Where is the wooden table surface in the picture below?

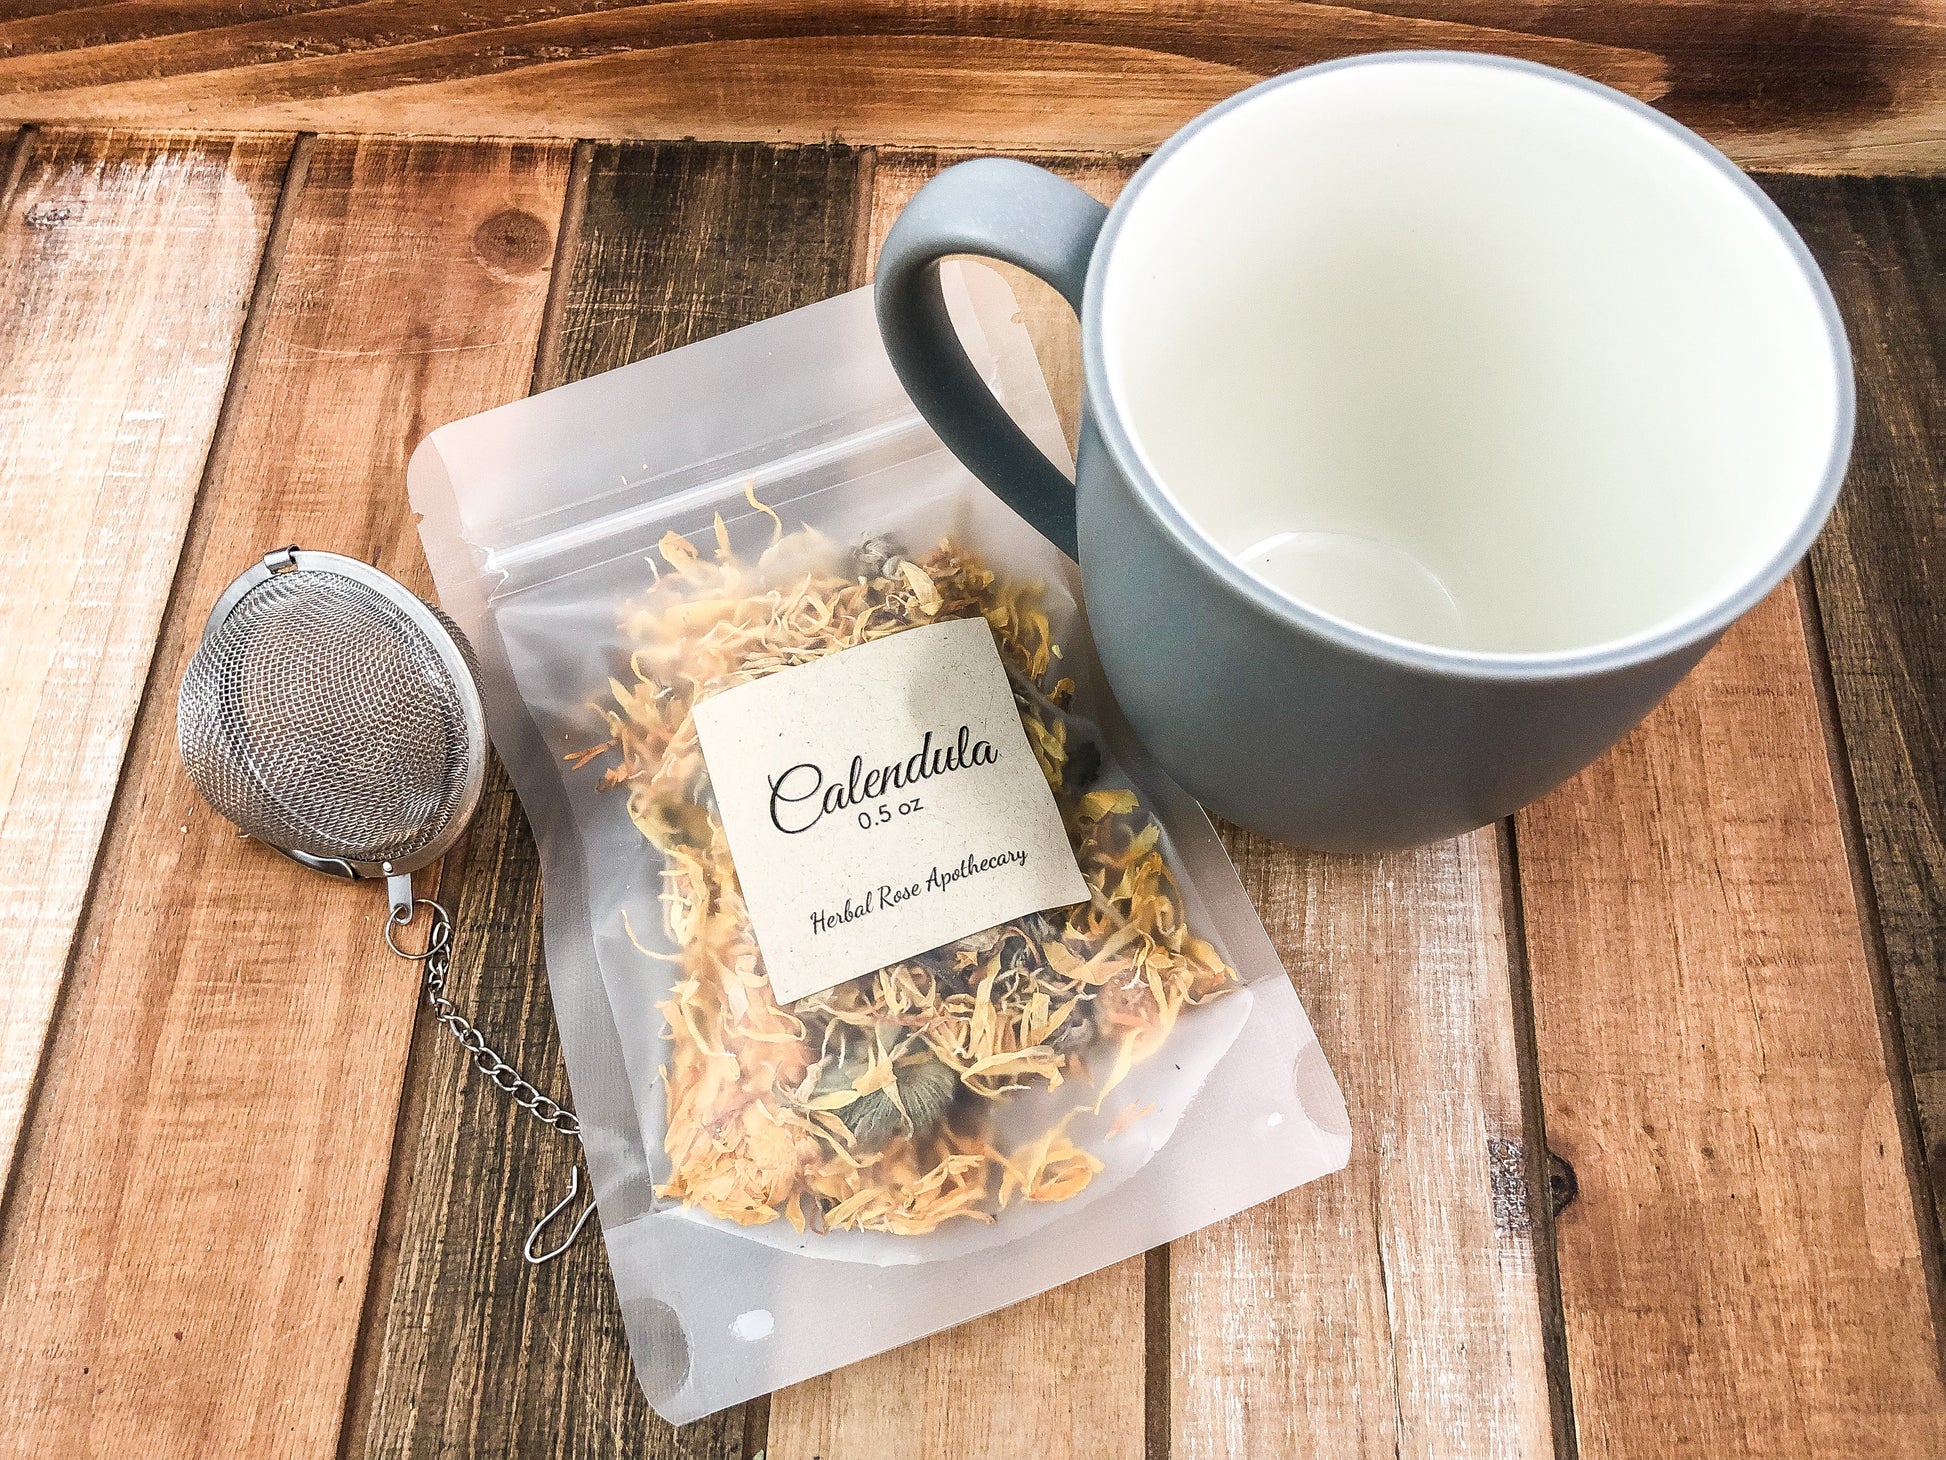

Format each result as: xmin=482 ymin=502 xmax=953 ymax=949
xmin=1 ymin=9 xmax=1944 ymax=1459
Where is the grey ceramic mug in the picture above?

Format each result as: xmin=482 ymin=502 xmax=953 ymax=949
xmin=875 ymin=52 xmax=1852 ymax=852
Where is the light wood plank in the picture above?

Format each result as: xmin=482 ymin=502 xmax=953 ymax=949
xmin=0 ymin=3 xmax=1941 ymax=171
xmin=0 ymin=136 xmax=570 ymax=1459
xmin=344 ymin=139 xmax=869 ymax=1460
xmin=764 ymin=147 xmax=1152 ymax=1460
xmin=1171 ymin=830 xmax=1559 ymax=1459
xmin=770 ymin=1264 xmax=1148 ymax=1460
xmin=1768 ymin=175 xmax=1946 ymax=1270
xmin=0 ymin=127 xmax=288 ymax=1189
xmin=1516 ymin=581 xmax=1946 ymax=1455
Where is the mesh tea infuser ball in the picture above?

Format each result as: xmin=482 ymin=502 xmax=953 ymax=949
xmin=177 ymin=546 xmax=592 ymax=1261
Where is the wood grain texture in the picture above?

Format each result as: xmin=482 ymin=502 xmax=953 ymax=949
xmin=763 ymin=148 xmax=1152 ymax=1460
xmin=344 ymin=771 xmax=746 ymax=1460
xmin=0 ymin=127 xmax=287 ymax=1194
xmin=345 ymin=141 xmax=866 ymax=1459
xmin=1768 ymin=176 xmax=1946 ymax=1267
xmin=1171 ymin=829 xmax=1558 ymax=1459
xmin=544 ymin=141 xmax=865 ymax=388
xmin=0 ymin=3 xmax=1941 ymax=171
xmin=1516 ymin=581 xmax=1946 ymax=1456
xmin=0 ymin=135 xmax=569 ymax=1459
xmin=768 ymin=1266 xmax=1147 ymax=1460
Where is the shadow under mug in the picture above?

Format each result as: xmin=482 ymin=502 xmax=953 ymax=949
xmin=875 ymin=51 xmax=1852 ymax=853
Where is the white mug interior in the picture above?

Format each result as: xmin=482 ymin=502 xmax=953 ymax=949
xmin=1098 ymin=56 xmax=1847 ymax=657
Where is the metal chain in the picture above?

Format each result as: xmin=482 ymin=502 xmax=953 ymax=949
xmin=387 ymin=898 xmax=581 ymax=1139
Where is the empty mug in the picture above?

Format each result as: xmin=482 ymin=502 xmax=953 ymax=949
xmin=874 ymin=51 xmax=1851 ymax=852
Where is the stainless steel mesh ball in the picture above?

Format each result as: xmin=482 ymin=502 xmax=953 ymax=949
xmin=176 ymin=548 xmax=486 ymax=876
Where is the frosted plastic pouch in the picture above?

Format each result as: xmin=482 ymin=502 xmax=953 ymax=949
xmin=410 ymin=264 xmax=1351 ymax=1423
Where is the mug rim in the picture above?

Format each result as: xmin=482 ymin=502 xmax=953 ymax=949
xmin=1079 ymin=49 xmax=1855 ymax=683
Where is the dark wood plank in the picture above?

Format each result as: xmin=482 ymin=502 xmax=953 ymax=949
xmin=0 ymin=125 xmax=21 ymax=196
xmin=345 ymin=140 xmax=868 ymax=1459
xmin=548 ymin=142 xmax=865 ymax=387
xmin=0 ymin=125 xmax=289 ymax=1196
xmin=0 ymin=3 xmax=1942 ymax=171
xmin=0 ymin=136 xmax=569 ymax=1458
xmin=1768 ymin=176 xmax=1946 ymax=1281
xmin=1515 ymin=579 xmax=1946 ymax=1455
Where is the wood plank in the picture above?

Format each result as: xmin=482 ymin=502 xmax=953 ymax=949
xmin=1767 ymin=176 xmax=1946 ymax=1272
xmin=765 ymin=148 xmax=1153 ymax=1460
xmin=0 ymin=127 xmax=289 ymax=1191
xmin=345 ymin=141 xmax=867 ymax=1459
xmin=0 ymin=3 xmax=1941 ymax=172
xmin=1515 ymin=580 xmax=1946 ymax=1455
xmin=0 ymin=136 xmax=570 ymax=1458
xmin=1170 ymin=829 xmax=1559 ymax=1459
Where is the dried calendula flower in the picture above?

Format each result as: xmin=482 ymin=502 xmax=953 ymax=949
xmin=577 ymin=508 xmax=1237 ymax=1236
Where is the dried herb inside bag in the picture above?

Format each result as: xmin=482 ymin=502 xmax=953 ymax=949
xmin=574 ymin=503 xmax=1238 ymax=1236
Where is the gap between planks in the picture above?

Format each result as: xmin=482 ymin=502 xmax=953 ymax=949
xmin=1495 ymin=815 xmax=1581 ymax=1460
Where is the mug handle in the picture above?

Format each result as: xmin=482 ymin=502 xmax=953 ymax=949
xmin=874 ymin=158 xmax=1110 ymax=558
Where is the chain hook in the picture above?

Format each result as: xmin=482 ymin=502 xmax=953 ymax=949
xmin=385 ymin=897 xmax=451 ymax=960
xmin=383 ymin=896 xmax=590 ymax=1260
xmin=525 ymin=1165 xmax=598 ymax=1265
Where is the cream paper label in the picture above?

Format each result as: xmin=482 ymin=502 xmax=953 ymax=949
xmin=690 ymin=616 xmax=1088 ymax=1005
